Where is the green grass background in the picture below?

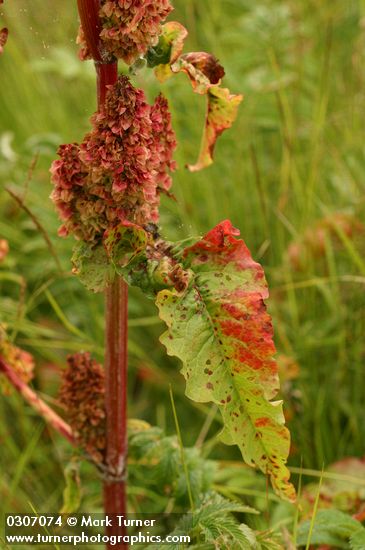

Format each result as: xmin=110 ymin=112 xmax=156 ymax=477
xmin=1 ymin=0 xmax=365 ymax=544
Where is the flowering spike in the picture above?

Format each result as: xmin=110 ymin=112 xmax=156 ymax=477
xmin=76 ymin=25 xmax=93 ymax=61
xmin=50 ymin=76 xmax=176 ymax=243
xmin=59 ymin=352 xmax=106 ymax=463
xmin=78 ymin=0 xmax=173 ymax=65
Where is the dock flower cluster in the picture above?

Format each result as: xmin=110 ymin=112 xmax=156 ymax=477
xmin=51 ymin=76 xmax=176 ymax=244
xmin=78 ymin=0 xmax=173 ymax=64
xmin=59 ymin=352 xmax=106 ymax=463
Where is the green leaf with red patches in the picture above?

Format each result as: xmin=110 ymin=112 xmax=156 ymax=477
xmin=156 ymin=220 xmax=295 ymax=502
xmin=96 ymin=219 xmax=295 ymax=499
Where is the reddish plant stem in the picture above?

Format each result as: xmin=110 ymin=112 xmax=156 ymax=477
xmin=77 ymin=0 xmax=103 ymax=61
xmin=77 ymin=2 xmax=128 ymax=546
xmin=0 ymin=356 xmax=75 ymax=445
xmin=104 ymin=278 xmax=128 ymax=542
xmin=96 ymin=57 xmax=128 ymax=549
xmin=96 ymin=62 xmax=118 ymax=106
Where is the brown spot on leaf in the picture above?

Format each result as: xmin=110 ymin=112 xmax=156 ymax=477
xmin=255 ymin=417 xmax=270 ymax=428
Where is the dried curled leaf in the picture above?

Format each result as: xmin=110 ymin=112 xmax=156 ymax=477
xmin=188 ymin=87 xmax=243 ymax=172
xmin=171 ymin=52 xmax=225 ymax=94
xmin=156 ymin=221 xmax=295 ymax=502
xmin=148 ymin=26 xmax=242 ymax=171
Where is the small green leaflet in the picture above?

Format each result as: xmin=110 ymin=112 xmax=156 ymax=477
xmin=156 ymin=221 xmax=295 ymax=502
xmin=71 ymin=241 xmax=114 ymax=293
xmin=146 ymin=21 xmax=187 ymax=78
xmin=297 ymin=509 xmax=365 ymax=548
xmin=60 ymin=459 xmax=81 ymax=514
xmin=146 ymin=492 xmax=259 ymax=550
xmin=350 ymin=529 xmax=365 ymax=550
